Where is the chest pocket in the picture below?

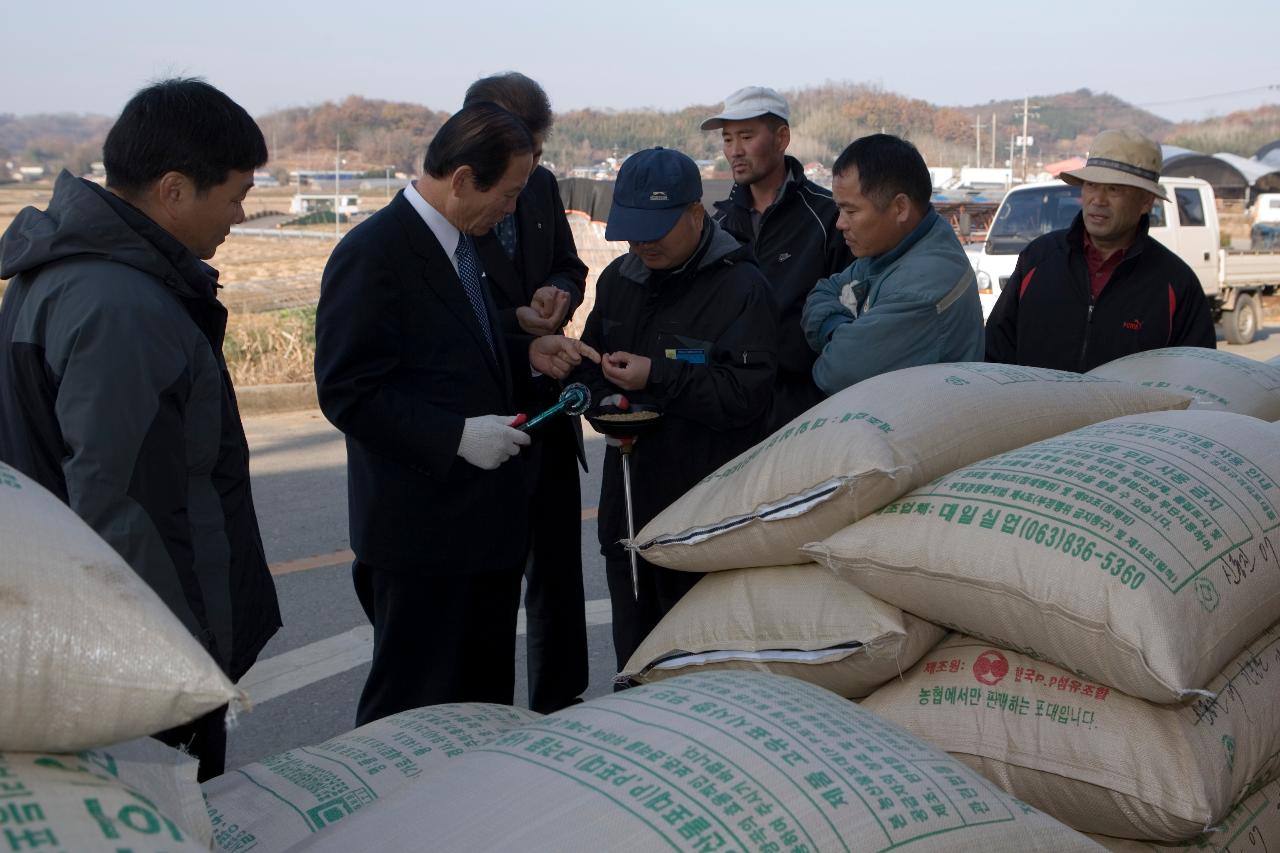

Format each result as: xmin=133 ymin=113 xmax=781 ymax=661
xmin=656 ymin=329 xmax=714 ymax=365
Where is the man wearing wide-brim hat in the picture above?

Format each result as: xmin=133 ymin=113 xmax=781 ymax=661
xmin=986 ymin=128 xmax=1215 ymax=372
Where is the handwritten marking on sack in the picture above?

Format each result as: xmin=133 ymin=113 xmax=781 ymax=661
xmin=1191 ymin=634 xmax=1280 ymax=728
xmin=1221 ymin=537 xmax=1279 ymax=587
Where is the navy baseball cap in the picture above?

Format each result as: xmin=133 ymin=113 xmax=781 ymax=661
xmin=606 ymin=147 xmax=702 ymax=242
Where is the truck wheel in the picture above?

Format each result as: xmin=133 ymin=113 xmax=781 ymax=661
xmin=1222 ymin=293 xmax=1260 ymax=345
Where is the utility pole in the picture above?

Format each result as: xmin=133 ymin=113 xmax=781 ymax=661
xmin=973 ymin=114 xmax=982 ymax=168
xmin=1016 ymin=96 xmax=1039 ymax=183
xmin=1008 ymin=133 xmax=1016 ymax=189
xmin=991 ymin=113 xmax=996 ymax=168
xmin=334 ymin=134 xmax=341 ymax=240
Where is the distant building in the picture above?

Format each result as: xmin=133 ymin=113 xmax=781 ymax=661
xmin=10 ymin=165 xmax=45 ymax=182
xmin=958 ymin=167 xmax=1012 ymax=189
xmin=253 ymin=170 xmax=280 ymax=188
xmin=803 ymin=162 xmax=833 ymax=189
xmin=290 ymin=193 xmax=360 ymax=216
xmin=928 ymin=167 xmax=957 ymax=190
xmin=289 ymin=170 xmax=366 ymax=191
xmin=569 ymin=163 xmax=615 ymax=181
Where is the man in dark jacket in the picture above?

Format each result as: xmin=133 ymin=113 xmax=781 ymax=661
xmin=702 ymin=87 xmax=850 ymax=426
xmin=573 ymin=147 xmax=777 ymax=671
xmin=986 ymin=129 xmax=1216 ymax=371
xmin=315 ymin=103 xmax=596 ymax=726
xmin=0 ymin=79 xmax=281 ymax=779
xmin=465 ymin=73 xmax=591 ymax=714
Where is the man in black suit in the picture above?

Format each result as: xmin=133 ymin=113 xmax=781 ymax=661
xmin=466 ymin=73 xmax=590 ymax=714
xmin=315 ymin=103 xmax=597 ymax=726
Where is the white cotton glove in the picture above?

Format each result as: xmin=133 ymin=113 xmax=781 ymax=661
xmin=457 ymin=415 xmax=531 ymax=470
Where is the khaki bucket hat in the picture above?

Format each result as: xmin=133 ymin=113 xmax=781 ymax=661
xmin=1061 ymin=129 xmax=1169 ymax=200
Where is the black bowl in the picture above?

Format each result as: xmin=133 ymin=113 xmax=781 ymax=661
xmin=585 ymin=403 xmax=664 ymax=439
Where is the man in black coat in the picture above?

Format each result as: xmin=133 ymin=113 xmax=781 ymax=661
xmin=315 ymin=103 xmax=597 ymax=726
xmin=466 ymin=73 xmax=591 ymax=714
xmin=572 ymin=148 xmax=778 ymax=671
xmin=702 ymin=86 xmax=850 ymax=427
xmin=986 ymin=129 xmax=1215 ymax=371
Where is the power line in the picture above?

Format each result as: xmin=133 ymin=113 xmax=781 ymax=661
xmin=1136 ymin=84 xmax=1280 ymax=109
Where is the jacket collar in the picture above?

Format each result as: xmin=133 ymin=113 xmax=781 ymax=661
xmin=617 ymin=218 xmax=746 ymax=286
xmin=90 ymin=182 xmax=220 ymax=303
xmin=867 ymin=205 xmax=940 ymax=277
xmin=718 ymin=155 xmax=805 ymax=214
xmin=1066 ymin=211 xmax=1152 ymax=262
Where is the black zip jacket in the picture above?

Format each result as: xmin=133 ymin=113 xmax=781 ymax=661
xmin=713 ymin=156 xmax=850 ymax=425
xmin=574 ymin=220 xmax=778 ymax=559
xmin=986 ymin=212 xmax=1216 ymax=372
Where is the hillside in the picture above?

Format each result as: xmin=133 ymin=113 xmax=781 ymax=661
xmin=1165 ymin=104 xmax=1280 ymax=157
xmin=2 ymin=86 xmax=1274 ymax=180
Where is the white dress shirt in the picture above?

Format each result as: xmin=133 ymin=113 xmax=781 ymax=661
xmin=403 ymin=180 xmax=461 ymax=275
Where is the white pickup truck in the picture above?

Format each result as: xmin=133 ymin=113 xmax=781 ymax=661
xmin=973 ymin=177 xmax=1280 ymax=344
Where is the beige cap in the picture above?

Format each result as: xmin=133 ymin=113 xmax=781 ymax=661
xmin=1061 ymin=129 xmax=1168 ymax=200
xmin=700 ymin=86 xmax=790 ymax=131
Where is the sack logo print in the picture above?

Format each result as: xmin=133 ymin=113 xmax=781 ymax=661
xmin=973 ymin=649 xmax=1009 ymax=686
xmin=1195 ymin=577 xmax=1221 ymax=612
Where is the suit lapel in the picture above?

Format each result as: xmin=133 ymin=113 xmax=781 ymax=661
xmin=390 ymin=194 xmax=508 ymax=387
xmin=516 ymin=191 xmax=545 ymax=292
xmin=475 ymin=231 xmax=527 ymax=310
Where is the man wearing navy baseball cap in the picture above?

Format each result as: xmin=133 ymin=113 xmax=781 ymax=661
xmin=576 ymin=147 xmax=779 ymax=673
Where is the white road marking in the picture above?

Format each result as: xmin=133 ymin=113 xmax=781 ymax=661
xmin=239 ymin=598 xmax=614 ymax=705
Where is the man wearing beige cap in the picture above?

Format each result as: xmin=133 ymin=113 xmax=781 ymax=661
xmin=702 ymin=86 xmax=849 ymax=426
xmin=986 ymin=128 xmax=1214 ymax=371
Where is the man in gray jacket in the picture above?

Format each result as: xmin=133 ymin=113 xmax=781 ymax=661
xmin=0 ymin=79 xmax=281 ymax=779
xmin=802 ymin=134 xmax=983 ymax=393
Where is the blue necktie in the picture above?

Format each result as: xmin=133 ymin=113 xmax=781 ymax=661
xmin=495 ymin=213 xmax=518 ymax=260
xmin=453 ymin=234 xmax=495 ymax=355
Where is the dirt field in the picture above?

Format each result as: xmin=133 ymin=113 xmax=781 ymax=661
xmin=0 ymin=182 xmax=624 ymax=382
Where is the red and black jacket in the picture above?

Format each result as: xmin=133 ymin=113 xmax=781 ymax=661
xmin=985 ymin=212 xmax=1216 ymax=372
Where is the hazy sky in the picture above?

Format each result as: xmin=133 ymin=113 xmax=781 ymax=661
xmin=6 ymin=0 xmax=1277 ymax=123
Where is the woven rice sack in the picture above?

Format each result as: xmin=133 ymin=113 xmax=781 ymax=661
xmin=1088 ymin=346 xmax=1280 ymax=420
xmin=1088 ymin=776 xmax=1280 ymax=850
xmin=205 ymin=702 xmax=541 ymax=851
xmin=861 ymin=630 xmax=1280 ymax=840
xmin=620 ymin=564 xmax=944 ymax=698
xmin=287 ymin=672 xmax=1103 ymax=852
xmin=0 ymin=746 xmax=209 ymax=852
xmin=633 ymin=363 xmax=1190 ymax=572
xmin=807 ymin=411 xmax=1280 ymax=703
xmin=0 ymin=462 xmax=238 ymax=752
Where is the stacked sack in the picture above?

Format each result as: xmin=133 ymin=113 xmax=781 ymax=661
xmin=1086 ymin=346 xmax=1280 ymax=421
xmin=0 ymin=461 xmax=241 ymax=848
xmin=805 ymin=407 xmax=1280 ymax=845
xmin=282 ymin=671 xmax=1106 ymax=851
xmin=620 ymin=362 xmax=1193 ymax=699
xmin=204 ymin=703 xmax=542 ymax=850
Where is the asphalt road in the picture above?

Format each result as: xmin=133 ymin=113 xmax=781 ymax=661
xmin=225 ymin=321 xmax=1280 ymax=770
xmin=226 ymin=413 xmax=618 ymax=770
